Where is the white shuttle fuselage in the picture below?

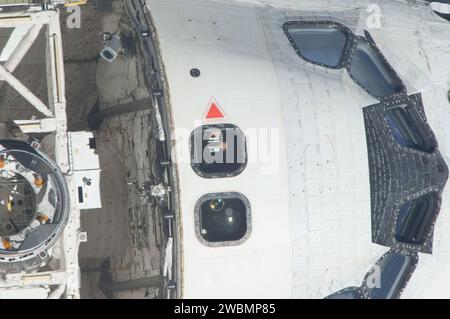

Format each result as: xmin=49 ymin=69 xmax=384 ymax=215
xmin=144 ymin=0 xmax=450 ymax=298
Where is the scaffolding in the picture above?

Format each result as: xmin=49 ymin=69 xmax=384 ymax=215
xmin=0 ymin=5 xmax=82 ymax=299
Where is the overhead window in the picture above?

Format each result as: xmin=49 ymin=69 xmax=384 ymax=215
xmin=363 ymin=251 xmax=417 ymax=299
xmin=283 ymin=22 xmax=349 ymax=68
xmin=191 ymin=124 xmax=247 ymax=178
xmin=395 ymin=193 xmax=437 ymax=245
xmin=348 ymin=39 xmax=404 ymax=98
xmin=385 ymin=104 xmax=435 ymax=153
xmin=195 ymin=192 xmax=251 ymax=247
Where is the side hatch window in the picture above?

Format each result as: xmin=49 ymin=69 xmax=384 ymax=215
xmin=191 ymin=124 xmax=247 ymax=178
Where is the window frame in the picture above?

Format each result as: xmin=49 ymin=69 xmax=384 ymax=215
xmin=194 ymin=192 xmax=252 ymax=247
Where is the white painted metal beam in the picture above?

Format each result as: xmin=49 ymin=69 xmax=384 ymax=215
xmin=0 ymin=24 xmax=32 ymax=62
xmin=2 ymin=271 xmax=67 ymax=289
xmin=13 ymin=118 xmax=57 ymax=133
xmin=1 ymin=24 xmax=43 ymax=76
xmin=0 ymin=7 xmax=81 ymax=300
xmin=0 ymin=11 xmax=56 ymax=28
xmin=46 ymin=9 xmax=81 ymax=299
xmin=0 ymin=63 xmax=54 ymax=117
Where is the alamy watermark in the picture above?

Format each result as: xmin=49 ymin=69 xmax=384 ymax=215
xmin=66 ymin=5 xmax=81 ymax=29
xmin=173 ymin=122 xmax=281 ymax=175
xmin=366 ymin=4 xmax=382 ymax=29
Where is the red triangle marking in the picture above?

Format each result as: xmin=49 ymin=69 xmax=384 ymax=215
xmin=205 ymin=101 xmax=225 ymax=119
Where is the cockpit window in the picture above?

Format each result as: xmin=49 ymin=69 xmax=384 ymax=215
xmin=195 ymin=192 xmax=251 ymax=247
xmin=191 ymin=124 xmax=247 ymax=178
xmin=362 ymin=251 xmax=417 ymax=299
xmin=348 ymin=39 xmax=404 ymax=98
xmin=385 ymin=104 xmax=435 ymax=153
xmin=326 ymin=250 xmax=418 ymax=299
xmin=284 ymin=21 xmax=406 ymax=99
xmin=283 ymin=21 xmax=349 ymax=68
xmin=395 ymin=193 xmax=437 ymax=245
xmin=325 ymin=287 xmax=364 ymax=299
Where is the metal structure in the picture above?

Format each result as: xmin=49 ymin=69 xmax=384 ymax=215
xmin=99 ymin=32 xmax=124 ymax=63
xmin=0 ymin=4 xmax=83 ymax=299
